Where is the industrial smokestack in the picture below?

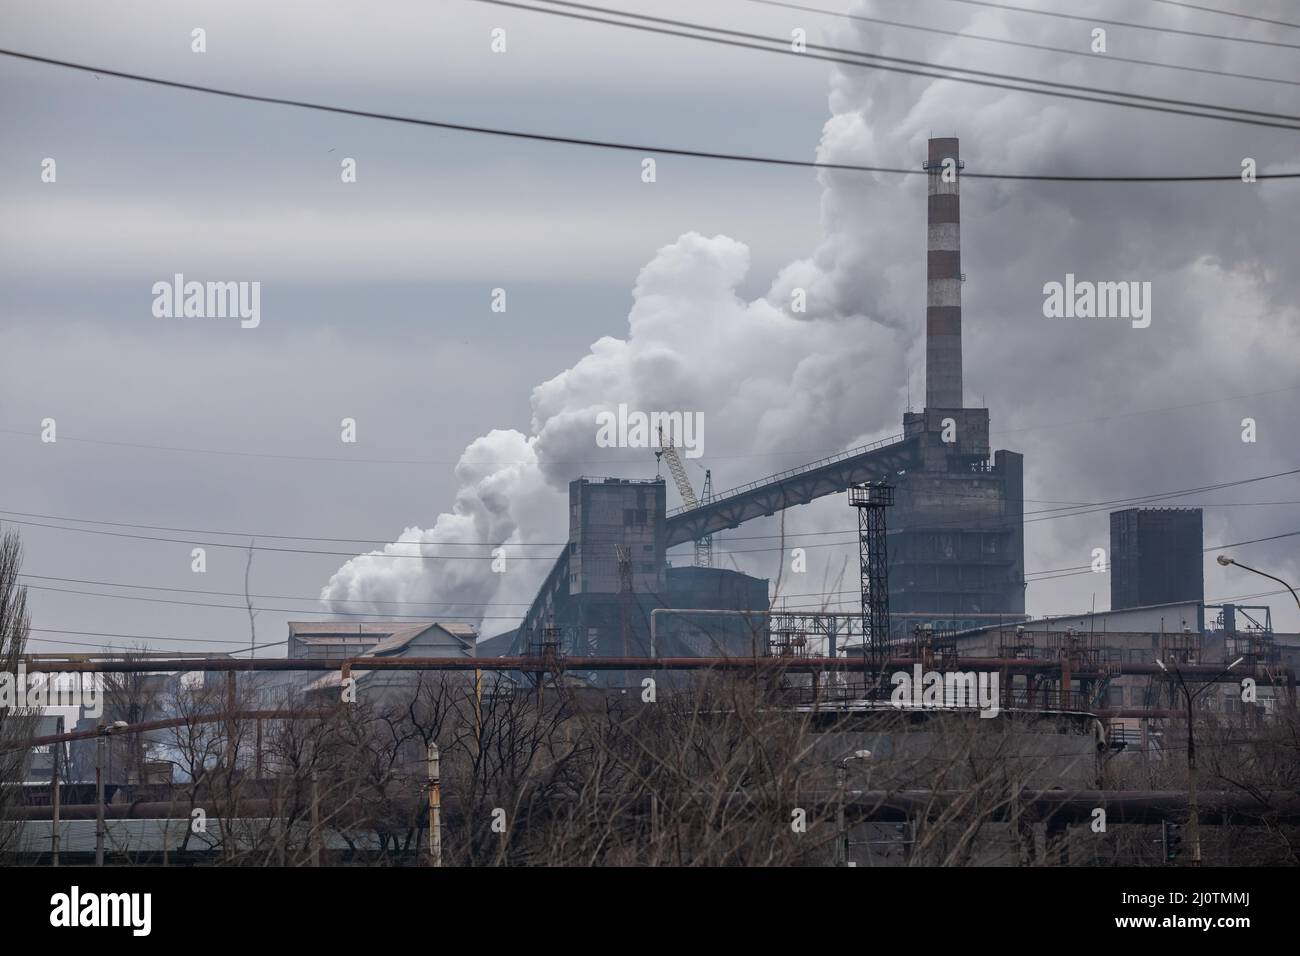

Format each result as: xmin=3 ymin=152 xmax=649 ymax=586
xmin=925 ymin=137 xmax=963 ymax=410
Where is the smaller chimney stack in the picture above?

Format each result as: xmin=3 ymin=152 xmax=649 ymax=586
xmin=925 ymin=137 xmax=963 ymax=410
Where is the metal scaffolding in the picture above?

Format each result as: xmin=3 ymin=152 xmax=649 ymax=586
xmin=849 ymin=482 xmax=894 ymax=664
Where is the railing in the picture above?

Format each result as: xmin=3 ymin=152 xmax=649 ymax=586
xmin=666 ymin=433 xmax=906 ymax=518
xmin=574 ymin=476 xmax=665 ymax=486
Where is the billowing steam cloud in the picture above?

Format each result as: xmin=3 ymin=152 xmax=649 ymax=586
xmin=319 ymin=230 xmax=907 ymax=626
xmin=324 ymin=1 xmax=1300 ymax=632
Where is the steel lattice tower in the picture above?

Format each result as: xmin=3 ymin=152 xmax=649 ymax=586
xmin=849 ymin=482 xmax=894 ymax=662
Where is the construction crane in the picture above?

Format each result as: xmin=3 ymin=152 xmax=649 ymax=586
xmin=657 ymin=425 xmax=713 ymax=568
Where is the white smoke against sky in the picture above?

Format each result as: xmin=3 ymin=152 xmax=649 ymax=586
xmin=316 ymin=21 xmax=940 ymax=629
xmin=322 ymin=0 xmax=1300 ymax=631
xmin=318 ymin=228 xmax=908 ymax=625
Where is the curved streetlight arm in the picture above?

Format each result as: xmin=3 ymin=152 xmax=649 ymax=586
xmin=1217 ymin=556 xmax=1300 ymax=613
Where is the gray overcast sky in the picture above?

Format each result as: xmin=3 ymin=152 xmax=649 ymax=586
xmin=2 ymin=0 xmax=1298 ymax=655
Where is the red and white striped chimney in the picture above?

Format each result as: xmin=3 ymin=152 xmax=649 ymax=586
xmin=925 ymin=137 xmax=963 ymax=410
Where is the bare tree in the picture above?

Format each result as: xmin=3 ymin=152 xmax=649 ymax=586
xmin=0 ymin=528 xmax=35 ymax=853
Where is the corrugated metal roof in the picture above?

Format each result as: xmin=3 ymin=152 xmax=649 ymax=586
xmin=289 ymin=621 xmax=475 ymax=646
xmin=301 ymin=623 xmax=478 ymax=691
xmin=289 ymin=621 xmax=429 ymax=638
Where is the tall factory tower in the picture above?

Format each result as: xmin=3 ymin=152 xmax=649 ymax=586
xmin=890 ymin=137 xmax=1026 ymax=635
xmin=925 ymin=137 xmax=964 ymax=410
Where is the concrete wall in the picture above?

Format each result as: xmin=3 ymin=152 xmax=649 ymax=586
xmin=569 ymin=478 xmax=666 ymax=596
xmin=888 ymin=421 xmax=1025 ymax=631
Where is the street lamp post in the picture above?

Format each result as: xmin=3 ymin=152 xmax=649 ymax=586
xmin=95 ymin=720 xmax=128 ymax=867
xmin=835 ymin=750 xmax=872 ymax=867
xmin=1155 ymin=657 xmax=1241 ymax=867
xmin=1216 ymin=554 xmax=1300 ymax=613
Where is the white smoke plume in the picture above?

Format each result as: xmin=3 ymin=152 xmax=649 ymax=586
xmin=323 ymin=1 xmax=1300 ymax=632
xmin=319 ymin=228 xmax=907 ymax=627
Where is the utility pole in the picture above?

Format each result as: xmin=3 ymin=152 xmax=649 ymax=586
xmin=50 ymin=732 xmax=60 ymax=867
xmin=94 ymin=721 xmax=126 ymax=867
xmin=427 ymin=742 xmax=442 ymax=867
xmin=95 ymin=729 xmax=105 ymax=867
xmin=225 ymin=671 xmax=237 ymax=770
xmin=1157 ymin=656 xmax=1242 ymax=866
xmin=835 ymin=750 xmax=872 ymax=866
xmin=309 ymin=770 xmax=322 ymax=867
xmin=835 ymin=763 xmax=847 ymax=867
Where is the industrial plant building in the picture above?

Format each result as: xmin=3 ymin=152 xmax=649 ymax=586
xmin=889 ymin=137 xmax=1024 ymax=635
xmin=508 ymin=136 xmax=1027 ymax=665
xmin=511 ymin=477 xmax=769 ymax=675
xmin=1109 ymin=507 xmax=1204 ymax=609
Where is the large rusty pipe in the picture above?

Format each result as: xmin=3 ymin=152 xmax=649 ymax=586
xmin=14 ymin=790 xmax=1300 ymax=825
xmin=18 ymin=655 xmax=1290 ymax=682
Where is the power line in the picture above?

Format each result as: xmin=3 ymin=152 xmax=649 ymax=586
xmin=929 ymin=0 xmax=1300 ymax=48
xmin=20 ymin=583 xmax=527 ymax=621
xmin=5 ymin=467 xmax=1298 ymax=560
xmin=7 ymin=383 xmax=1295 ymax=482
xmin=6 ymin=495 xmax=1295 ymax=559
xmin=726 ymin=467 xmax=1300 ymax=542
xmin=1 ymin=425 xmax=867 ymax=468
xmin=16 ymin=528 xmax=1298 ymax=623
xmin=992 ymin=383 xmax=1300 ymax=439
xmin=25 ymin=628 xmax=289 ymax=649
xmin=20 ymin=388 xmax=1281 ymax=546
xmin=0 ymin=429 xmax=506 ymax=468
xmin=742 ymin=0 xmax=1300 ymax=88
xmin=18 ymin=511 xmax=1300 ymax=607
xmin=0 ymin=516 xmax=557 ymax=560
xmin=1021 ymin=472 xmax=1300 ymax=525
xmin=16 ymin=573 xmax=531 ymax=606
xmin=3 ymin=35 xmax=1299 ymax=180
xmin=985 ymin=529 xmax=1300 ymax=587
xmin=476 ymin=0 xmax=1300 ymax=130
xmin=26 ymin=580 xmax=1296 ymax=654
xmin=0 ymin=507 xmax=570 ymax=548
xmin=6 ymin=564 xmax=1086 ymax=611
xmin=770 ymin=529 xmax=1300 ymax=601
xmin=1149 ymin=0 xmax=1300 ymax=31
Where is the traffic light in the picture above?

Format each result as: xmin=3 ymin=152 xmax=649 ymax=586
xmin=1162 ymin=820 xmax=1183 ymax=862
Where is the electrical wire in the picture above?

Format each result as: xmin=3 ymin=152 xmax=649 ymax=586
xmin=4 ymin=30 xmax=1300 ymax=175
xmin=473 ymin=0 xmax=1300 ymax=131
xmin=739 ymin=0 xmax=1300 ymax=87
xmin=4 ymin=467 xmax=1298 ymax=561
xmin=928 ymin=0 xmax=1300 ymax=48
xmin=1148 ymin=0 xmax=1300 ymax=29
xmin=24 ymin=579 xmax=1296 ymax=653
xmin=8 ymin=383 xmax=1296 ymax=474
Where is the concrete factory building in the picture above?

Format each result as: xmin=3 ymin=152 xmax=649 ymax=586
xmin=515 ymin=477 xmax=770 ymax=668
